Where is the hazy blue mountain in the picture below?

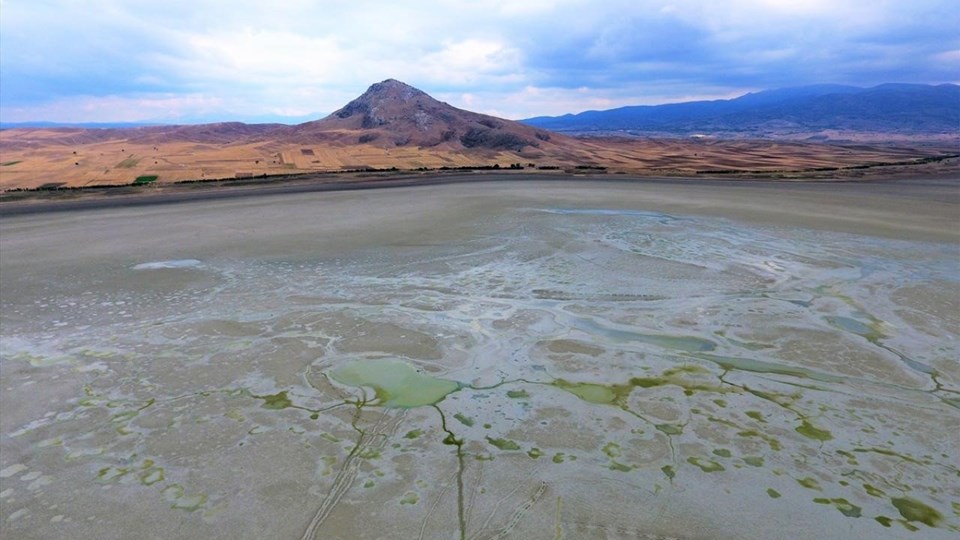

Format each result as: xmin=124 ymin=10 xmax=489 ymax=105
xmin=521 ymin=84 xmax=959 ymax=137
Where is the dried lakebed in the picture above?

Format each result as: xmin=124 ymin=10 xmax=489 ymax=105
xmin=1 ymin=179 xmax=958 ymax=539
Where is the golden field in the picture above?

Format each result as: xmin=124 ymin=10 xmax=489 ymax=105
xmin=1 ymin=126 xmax=955 ymax=191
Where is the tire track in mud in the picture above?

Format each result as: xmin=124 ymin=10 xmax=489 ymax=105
xmin=300 ymin=407 xmax=406 ymax=540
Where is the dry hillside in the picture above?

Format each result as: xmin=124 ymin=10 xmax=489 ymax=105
xmin=1 ymin=80 xmax=956 ymax=190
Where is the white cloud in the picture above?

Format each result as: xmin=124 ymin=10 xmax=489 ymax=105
xmin=153 ymin=29 xmax=346 ymax=85
xmin=1 ymin=94 xmax=224 ymax=123
xmin=1 ymin=0 xmax=956 ymax=121
xmin=417 ymin=39 xmax=522 ymax=84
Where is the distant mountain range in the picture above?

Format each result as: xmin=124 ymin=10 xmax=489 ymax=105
xmin=521 ymin=84 xmax=960 ymax=140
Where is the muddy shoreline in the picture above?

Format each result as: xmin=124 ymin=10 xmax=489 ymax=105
xmin=2 ymin=169 xmax=958 ymax=217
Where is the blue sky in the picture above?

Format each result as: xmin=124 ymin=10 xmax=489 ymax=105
xmin=1 ymin=0 xmax=957 ymax=123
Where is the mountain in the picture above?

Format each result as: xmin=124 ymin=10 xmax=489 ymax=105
xmin=290 ymin=79 xmax=557 ymax=151
xmin=521 ymin=84 xmax=960 ymax=139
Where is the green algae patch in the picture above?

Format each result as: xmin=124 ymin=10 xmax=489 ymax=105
xmin=506 ymin=389 xmax=529 ymax=399
xmin=400 ymin=492 xmax=419 ymax=505
xmin=140 ymin=468 xmax=165 ymax=486
xmin=552 ymin=379 xmax=622 ymax=404
xmin=736 ymin=429 xmax=782 ymax=451
xmin=453 ymin=413 xmax=474 ymax=427
xmin=853 ymin=447 xmax=924 ymax=465
xmin=796 ymin=420 xmax=833 ymax=441
xmin=836 ymin=450 xmax=859 ymax=465
xmin=745 ymin=410 xmax=765 ymax=422
xmin=552 ymin=369 xmax=728 ymax=408
xmin=743 ymin=456 xmax=764 ymax=467
xmin=713 ymin=399 xmax=727 ymax=408
xmin=815 ymin=498 xmax=862 ymax=518
xmin=662 ymin=364 xmax=709 ymax=376
xmin=661 ymin=465 xmax=676 ymax=480
xmin=875 ymin=516 xmax=893 ymax=527
xmin=256 ymin=391 xmax=292 ymax=410
xmin=656 ymin=424 xmax=683 ymax=435
xmin=96 ymin=466 xmax=130 ymax=483
xmin=486 ymin=437 xmax=520 ymax=451
xmin=163 ymin=484 xmax=207 ymax=512
xmin=891 ymin=497 xmax=943 ymax=527
xmin=608 ymin=461 xmax=632 ymax=472
xmin=712 ymin=448 xmax=732 ymax=458
xmin=330 ymin=359 xmax=460 ymax=407
xmin=111 ymin=410 xmax=139 ymax=423
xmin=687 ymin=457 xmax=725 ymax=473
xmin=767 ymin=488 xmax=781 ymax=499
xmin=864 ymin=484 xmax=885 ymax=497
xmin=527 ymin=447 xmax=543 ymax=459
xmin=834 ymin=499 xmax=862 ymax=518
xmin=797 ymin=477 xmax=821 ymax=490
xmin=319 ymin=456 xmax=336 ymax=476
xmin=602 ymin=442 xmax=621 ymax=458
xmin=358 ymin=448 xmax=381 ymax=460
xmin=552 ymin=453 xmax=566 ymax=464
xmin=404 ymin=429 xmax=423 ymax=439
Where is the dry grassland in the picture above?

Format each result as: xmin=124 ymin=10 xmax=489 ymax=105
xmin=1 ymin=128 xmax=955 ymax=191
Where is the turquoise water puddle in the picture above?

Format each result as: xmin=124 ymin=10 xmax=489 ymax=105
xmin=330 ymin=359 xmax=461 ymax=407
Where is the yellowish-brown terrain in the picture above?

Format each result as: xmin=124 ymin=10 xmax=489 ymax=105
xmin=2 ymin=80 xmax=957 ymax=191
xmin=3 ymin=128 xmax=956 ymax=192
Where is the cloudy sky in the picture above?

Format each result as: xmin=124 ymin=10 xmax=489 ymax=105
xmin=1 ymin=0 xmax=957 ymax=123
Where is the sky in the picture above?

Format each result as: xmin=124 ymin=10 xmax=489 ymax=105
xmin=1 ymin=0 xmax=957 ymax=123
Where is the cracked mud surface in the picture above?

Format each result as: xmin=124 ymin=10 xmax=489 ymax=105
xmin=2 ymin=179 xmax=958 ymax=539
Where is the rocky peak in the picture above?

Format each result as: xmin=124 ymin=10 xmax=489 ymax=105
xmin=332 ymin=79 xmax=435 ymax=127
xmin=363 ymin=79 xmax=427 ymax=102
xmin=304 ymin=78 xmax=553 ymax=151
xmin=343 ymin=80 xmax=429 ymax=110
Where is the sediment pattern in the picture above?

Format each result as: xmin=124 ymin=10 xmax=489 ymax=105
xmin=1 ymin=186 xmax=957 ymax=539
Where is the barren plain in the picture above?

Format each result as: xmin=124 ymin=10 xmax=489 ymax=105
xmin=1 ymin=177 xmax=958 ymax=539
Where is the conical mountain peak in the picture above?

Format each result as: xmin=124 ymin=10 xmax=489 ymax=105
xmin=297 ymin=79 xmax=558 ymax=151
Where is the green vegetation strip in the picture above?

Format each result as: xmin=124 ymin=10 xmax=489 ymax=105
xmin=133 ymin=175 xmax=159 ymax=185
